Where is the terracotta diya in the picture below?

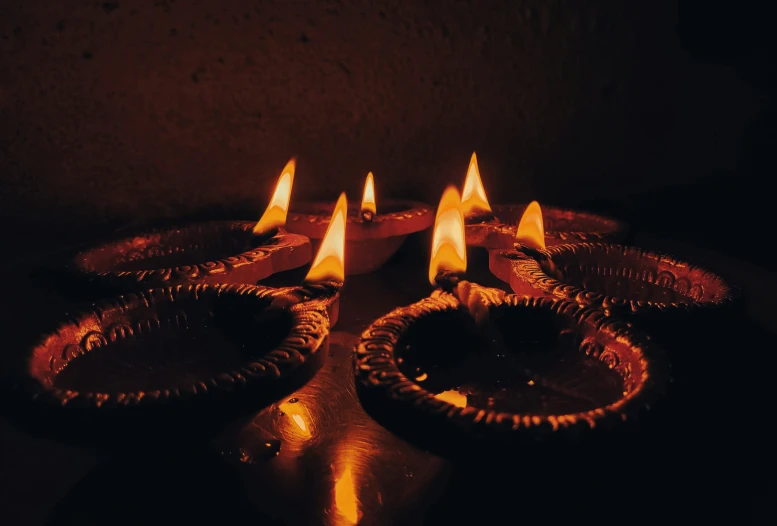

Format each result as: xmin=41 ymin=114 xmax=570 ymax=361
xmin=286 ymin=172 xmax=434 ymax=274
xmin=460 ymin=152 xmax=628 ymax=249
xmin=4 ymin=283 xmax=331 ymax=444
xmin=489 ymin=201 xmax=738 ymax=325
xmin=355 ymin=187 xmax=667 ymax=457
xmin=63 ymin=159 xmax=311 ymax=295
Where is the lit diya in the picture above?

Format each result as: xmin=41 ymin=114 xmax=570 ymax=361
xmin=4 ymin=283 xmax=330 ymax=445
xmin=286 ymin=172 xmax=434 ymax=274
xmin=489 ymin=201 xmax=739 ymax=327
xmin=63 ymin=159 xmax=311 ymax=295
xmin=355 ymin=187 xmax=667 ymax=456
xmin=461 ymin=152 xmax=628 ymax=249
xmin=5 ymin=206 xmax=348 ymax=445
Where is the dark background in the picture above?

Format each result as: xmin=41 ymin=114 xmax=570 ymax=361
xmin=1 ymin=0 xmax=774 ymax=266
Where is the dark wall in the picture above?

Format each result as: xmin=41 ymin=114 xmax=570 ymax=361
xmin=0 ymin=1 xmax=760 ymax=255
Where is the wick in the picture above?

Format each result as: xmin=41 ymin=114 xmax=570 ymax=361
xmin=515 ymin=243 xmax=562 ymax=278
xmin=252 ymin=226 xmax=279 ymax=241
xmin=360 ymin=210 xmax=374 ymax=222
xmin=434 ymin=270 xmax=461 ymax=293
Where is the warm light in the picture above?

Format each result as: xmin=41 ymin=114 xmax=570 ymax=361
xmin=334 ymin=461 xmax=360 ymax=525
xmin=429 ymin=186 xmax=467 ymax=285
xmin=515 ymin=200 xmax=546 ymax=250
xmin=460 ymin=152 xmax=492 ymax=216
xmin=435 ymin=389 xmax=467 ymax=408
xmin=361 ymin=172 xmax=376 ymax=216
xmin=253 ymin=158 xmax=296 ymax=235
xmin=305 ymin=193 xmax=347 ymax=283
xmin=291 ymin=414 xmax=307 ymax=433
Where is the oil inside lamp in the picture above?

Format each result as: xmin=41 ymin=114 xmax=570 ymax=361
xmin=461 ymin=152 xmax=628 ymax=249
xmin=286 ymin=172 xmax=433 ymax=275
xmin=64 ymin=158 xmax=311 ymax=296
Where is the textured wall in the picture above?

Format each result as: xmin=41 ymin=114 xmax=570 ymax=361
xmin=0 ymin=0 xmax=754 ymax=253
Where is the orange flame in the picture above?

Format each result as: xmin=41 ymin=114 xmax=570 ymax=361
xmin=515 ymin=201 xmax=546 ymax=250
xmin=253 ymin=158 xmax=296 ymax=235
xmin=460 ymin=152 xmax=491 ymax=216
xmin=361 ymin=172 xmax=376 ymax=215
xmin=305 ymin=193 xmax=347 ymax=283
xmin=429 ymin=187 xmax=467 ymax=285
xmin=334 ymin=461 xmax=360 ymax=525
xmin=435 ymin=389 xmax=467 ymax=408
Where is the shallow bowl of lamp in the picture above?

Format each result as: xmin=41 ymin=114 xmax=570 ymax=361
xmin=466 ymin=204 xmax=629 ymax=250
xmin=355 ymin=288 xmax=668 ymax=459
xmin=287 ymin=201 xmax=433 ymax=275
xmin=2 ymin=284 xmax=330 ymax=447
xmin=58 ymin=221 xmax=311 ymax=297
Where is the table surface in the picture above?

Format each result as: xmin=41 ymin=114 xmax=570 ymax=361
xmin=0 ymin=231 xmax=772 ymax=526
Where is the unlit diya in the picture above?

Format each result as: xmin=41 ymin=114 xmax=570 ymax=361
xmin=459 ymin=153 xmax=628 ymax=249
xmin=5 ymin=284 xmax=330 ymax=444
xmin=286 ymin=173 xmax=433 ymax=274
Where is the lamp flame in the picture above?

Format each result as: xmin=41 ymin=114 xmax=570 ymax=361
xmin=253 ymin=158 xmax=296 ymax=235
xmin=515 ymin=201 xmax=546 ymax=250
xmin=429 ymin=186 xmax=467 ymax=285
xmin=361 ymin=172 xmax=376 ymax=216
xmin=305 ymin=193 xmax=347 ymax=283
xmin=435 ymin=389 xmax=468 ymax=408
xmin=460 ymin=152 xmax=491 ymax=216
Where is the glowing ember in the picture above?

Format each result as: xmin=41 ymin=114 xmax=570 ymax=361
xmin=429 ymin=187 xmax=467 ymax=285
xmin=334 ymin=462 xmax=360 ymax=525
xmin=305 ymin=193 xmax=348 ymax=283
xmin=515 ymin=200 xmax=546 ymax=250
xmin=361 ymin=172 xmax=376 ymax=216
xmin=253 ymin=158 xmax=296 ymax=235
xmin=435 ymin=389 xmax=467 ymax=408
xmin=460 ymin=152 xmax=491 ymax=216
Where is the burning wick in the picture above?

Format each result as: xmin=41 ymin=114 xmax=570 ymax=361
xmin=253 ymin=158 xmax=296 ymax=236
xmin=360 ymin=172 xmax=376 ymax=222
xmin=429 ymin=186 xmax=467 ymax=288
xmin=513 ymin=201 xmax=562 ymax=278
xmin=428 ymin=192 xmax=593 ymax=404
xmin=304 ymin=192 xmax=348 ymax=284
xmin=460 ymin=152 xmax=494 ymax=222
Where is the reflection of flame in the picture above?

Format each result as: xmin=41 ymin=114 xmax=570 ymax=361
xmin=305 ymin=193 xmax=347 ymax=283
xmin=253 ymin=158 xmax=296 ymax=235
xmin=460 ymin=152 xmax=491 ymax=216
xmin=435 ymin=389 xmax=467 ymax=408
xmin=429 ymin=187 xmax=467 ymax=285
xmin=361 ymin=172 xmax=376 ymax=215
xmin=279 ymin=401 xmax=312 ymax=439
xmin=515 ymin=200 xmax=546 ymax=250
xmin=334 ymin=462 xmax=360 ymax=525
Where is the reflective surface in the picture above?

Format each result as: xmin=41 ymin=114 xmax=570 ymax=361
xmin=0 ymin=233 xmax=769 ymax=525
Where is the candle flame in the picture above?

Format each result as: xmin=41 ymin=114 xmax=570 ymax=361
xmin=515 ymin=201 xmax=546 ymax=250
xmin=305 ymin=193 xmax=347 ymax=283
xmin=361 ymin=172 xmax=376 ymax=215
xmin=435 ymin=389 xmax=467 ymax=408
xmin=253 ymin=158 xmax=296 ymax=235
xmin=460 ymin=152 xmax=492 ymax=216
xmin=334 ymin=462 xmax=360 ymax=525
xmin=429 ymin=186 xmax=467 ymax=285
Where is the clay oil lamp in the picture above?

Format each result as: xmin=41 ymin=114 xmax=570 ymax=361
xmin=3 ymin=283 xmax=331 ymax=445
xmin=3 ymin=199 xmax=349 ymax=445
xmin=286 ymin=172 xmax=433 ymax=274
xmin=63 ymin=159 xmax=311 ymax=296
xmin=461 ymin=152 xmax=628 ymax=249
xmin=489 ymin=201 xmax=739 ymax=353
xmin=355 ymin=187 xmax=667 ymax=458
